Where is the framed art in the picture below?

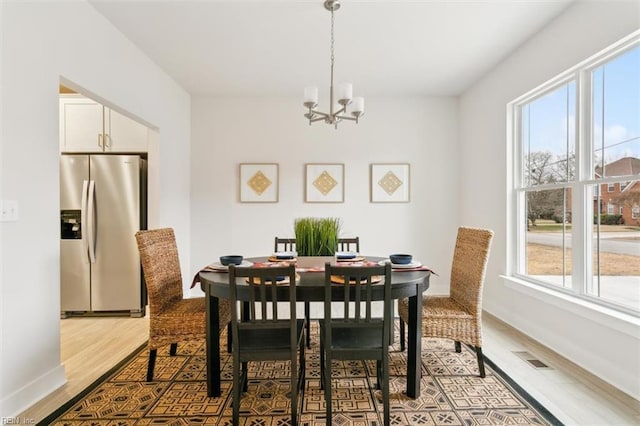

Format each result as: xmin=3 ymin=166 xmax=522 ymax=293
xmin=239 ymin=163 xmax=279 ymax=203
xmin=305 ymin=163 xmax=344 ymax=203
xmin=370 ymin=163 xmax=410 ymax=203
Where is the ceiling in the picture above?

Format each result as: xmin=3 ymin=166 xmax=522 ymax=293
xmin=89 ymin=0 xmax=574 ymax=98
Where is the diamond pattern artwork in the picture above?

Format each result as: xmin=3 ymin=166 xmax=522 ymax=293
xmin=239 ymin=163 xmax=278 ymax=202
xmin=313 ymin=170 xmax=338 ymax=196
xmin=371 ymin=163 xmax=410 ymax=202
xmin=305 ymin=163 xmax=344 ymax=202
xmin=378 ymin=170 xmax=404 ymax=195
xmin=247 ymin=170 xmax=272 ymax=195
xmin=45 ymin=326 xmax=560 ymax=426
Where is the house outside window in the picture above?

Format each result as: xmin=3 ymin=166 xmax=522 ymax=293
xmin=510 ymin=34 xmax=640 ymax=314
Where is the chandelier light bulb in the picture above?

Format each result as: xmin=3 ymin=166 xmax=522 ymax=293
xmin=352 ymin=97 xmax=364 ymax=115
xmin=304 ymin=86 xmax=319 ymax=108
xmin=337 ymin=83 xmax=353 ymax=105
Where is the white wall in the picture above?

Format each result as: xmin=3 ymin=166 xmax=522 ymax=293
xmin=459 ymin=0 xmax=640 ymax=400
xmin=0 ymin=1 xmax=191 ymax=416
xmin=189 ymin=96 xmax=459 ymax=296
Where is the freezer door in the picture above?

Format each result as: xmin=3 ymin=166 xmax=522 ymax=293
xmin=60 ymin=155 xmax=91 ymax=311
xmin=90 ymin=155 xmax=142 ymax=311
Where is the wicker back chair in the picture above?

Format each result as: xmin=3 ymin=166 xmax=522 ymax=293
xmin=398 ymin=226 xmax=493 ymax=377
xmin=135 ymin=228 xmax=232 ymax=382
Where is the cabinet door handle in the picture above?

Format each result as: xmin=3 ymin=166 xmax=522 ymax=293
xmin=98 ymin=134 xmax=103 ymax=148
xmin=104 ymin=134 xmax=111 ymax=149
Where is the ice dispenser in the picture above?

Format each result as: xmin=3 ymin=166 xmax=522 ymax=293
xmin=61 ymin=210 xmax=81 ymax=239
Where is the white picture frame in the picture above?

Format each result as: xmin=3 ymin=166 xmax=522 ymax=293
xmin=239 ymin=163 xmax=279 ymax=203
xmin=305 ymin=163 xmax=344 ymax=203
xmin=370 ymin=163 xmax=410 ymax=203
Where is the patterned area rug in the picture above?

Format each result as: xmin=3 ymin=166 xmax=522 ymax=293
xmin=41 ymin=323 xmax=561 ymax=425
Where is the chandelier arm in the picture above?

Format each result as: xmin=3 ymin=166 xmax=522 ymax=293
xmin=333 ymin=105 xmax=346 ymax=115
xmin=309 ymin=109 xmax=329 ymax=118
xmin=334 ymin=114 xmax=356 ymax=121
xmin=310 ymin=116 xmax=327 ymax=123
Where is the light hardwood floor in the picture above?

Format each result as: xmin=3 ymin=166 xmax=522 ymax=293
xmin=20 ymin=313 xmax=640 ymax=425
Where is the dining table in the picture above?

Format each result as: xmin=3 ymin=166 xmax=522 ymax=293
xmin=199 ymin=255 xmax=431 ymax=399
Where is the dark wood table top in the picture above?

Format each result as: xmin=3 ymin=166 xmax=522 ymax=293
xmin=199 ymin=255 xmax=430 ymax=301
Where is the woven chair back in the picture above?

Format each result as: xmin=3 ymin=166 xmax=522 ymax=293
xmin=450 ymin=227 xmax=494 ymax=316
xmin=135 ymin=228 xmax=184 ymax=314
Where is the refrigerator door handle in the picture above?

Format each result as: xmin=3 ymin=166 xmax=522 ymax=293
xmin=81 ymin=179 xmax=89 ymax=263
xmin=87 ymin=179 xmax=97 ymax=263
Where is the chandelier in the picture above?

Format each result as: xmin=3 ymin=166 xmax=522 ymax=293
xmin=303 ymin=0 xmax=364 ymax=128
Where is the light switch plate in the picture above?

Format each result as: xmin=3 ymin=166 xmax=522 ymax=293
xmin=1 ymin=200 xmax=19 ymax=222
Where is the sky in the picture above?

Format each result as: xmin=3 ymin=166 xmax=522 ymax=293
xmin=523 ymin=44 xmax=640 ymax=178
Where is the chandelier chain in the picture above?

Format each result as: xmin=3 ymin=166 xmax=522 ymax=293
xmin=330 ymin=8 xmax=335 ymax=68
xmin=330 ymin=8 xmax=335 ymax=93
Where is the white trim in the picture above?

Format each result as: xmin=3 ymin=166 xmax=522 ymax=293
xmin=0 ymin=364 xmax=66 ymax=417
xmin=502 ymin=275 xmax=640 ymax=338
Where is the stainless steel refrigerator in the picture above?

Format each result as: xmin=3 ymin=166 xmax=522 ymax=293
xmin=60 ymin=154 xmax=146 ymax=317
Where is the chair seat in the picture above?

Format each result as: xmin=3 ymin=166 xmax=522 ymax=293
xmin=150 ymin=297 xmax=231 ymax=349
xmin=319 ymin=319 xmax=385 ymax=351
xmin=398 ymin=295 xmax=482 ymax=348
xmin=398 ymin=295 xmax=473 ymax=321
xmin=238 ymin=319 xmax=305 ymax=353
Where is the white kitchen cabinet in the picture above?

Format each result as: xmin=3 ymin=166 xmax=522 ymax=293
xmin=60 ymin=95 xmax=148 ymax=153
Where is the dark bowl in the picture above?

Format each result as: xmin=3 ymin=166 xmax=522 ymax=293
xmin=220 ymin=255 xmax=243 ymax=266
xmin=336 ymin=252 xmax=357 ymax=260
xmin=390 ymin=254 xmax=412 ymax=265
xmin=276 ymin=254 xmax=295 ymax=260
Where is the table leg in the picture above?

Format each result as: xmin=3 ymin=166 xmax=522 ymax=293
xmin=406 ymin=291 xmax=422 ymax=398
xmin=206 ymin=284 xmax=221 ymax=397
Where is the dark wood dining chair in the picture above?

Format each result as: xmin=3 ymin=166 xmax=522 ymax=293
xmin=228 ymin=264 xmax=306 ymax=426
xmin=337 ymin=236 xmax=360 ymax=252
xmin=320 ymin=261 xmax=392 ymax=426
xmin=398 ymin=226 xmax=493 ymax=377
xmin=135 ymin=228 xmax=232 ymax=382
xmin=274 ymin=237 xmax=296 ymax=252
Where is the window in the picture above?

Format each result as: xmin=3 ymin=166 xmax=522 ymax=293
xmin=511 ymin=34 xmax=640 ymax=314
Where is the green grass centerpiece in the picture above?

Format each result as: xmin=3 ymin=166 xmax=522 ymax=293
xmin=294 ymin=217 xmax=341 ymax=256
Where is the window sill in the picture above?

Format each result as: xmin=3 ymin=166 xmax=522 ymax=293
xmin=501 ymin=275 xmax=640 ymax=339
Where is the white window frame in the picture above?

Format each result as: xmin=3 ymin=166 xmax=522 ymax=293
xmin=607 ymin=183 xmax=615 ymax=192
xmin=633 ymin=204 xmax=640 ymax=219
xmin=508 ymin=31 xmax=640 ymax=316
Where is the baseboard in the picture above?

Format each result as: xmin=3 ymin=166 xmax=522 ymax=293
xmin=0 ymin=363 xmax=66 ymax=418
